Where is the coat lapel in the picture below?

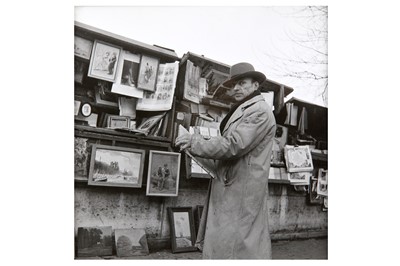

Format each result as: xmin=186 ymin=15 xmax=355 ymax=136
xmin=221 ymin=95 xmax=265 ymax=135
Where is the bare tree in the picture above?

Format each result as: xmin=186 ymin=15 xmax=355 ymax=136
xmin=265 ymin=6 xmax=328 ymax=106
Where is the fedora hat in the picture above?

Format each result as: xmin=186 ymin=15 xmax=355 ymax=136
xmin=222 ymin=62 xmax=266 ymax=87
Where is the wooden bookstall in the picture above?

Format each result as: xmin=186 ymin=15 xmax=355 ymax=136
xmin=74 ymin=21 xmax=180 ymax=185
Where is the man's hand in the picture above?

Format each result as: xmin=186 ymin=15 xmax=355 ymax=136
xmin=175 ymin=133 xmax=192 ymax=151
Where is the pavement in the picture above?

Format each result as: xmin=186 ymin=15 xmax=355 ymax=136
xmin=78 ymin=237 xmax=327 ymax=260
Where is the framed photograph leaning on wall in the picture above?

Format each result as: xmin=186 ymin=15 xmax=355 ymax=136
xmin=88 ymin=144 xmax=145 ymax=188
xmin=146 ymin=150 xmax=181 ymax=196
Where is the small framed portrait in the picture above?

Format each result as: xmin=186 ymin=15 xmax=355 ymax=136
xmin=146 ymin=150 xmax=181 ymax=197
xmin=137 ymin=54 xmax=160 ymax=92
xmin=81 ymin=103 xmax=92 ymax=117
xmin=107 ymin=115 xmax=130 ymax=129
xmin=88 ymin=144 xmax=145 ymax=188
xmin=167 ymin=207 xmax=198 ymax=253
xmin=77 ymin=226 xmax=113 ymax=257
xmin=74 ymin=36 xmax=93 ymax=60
xmin=114 ymin=228 xmax=149 ymax=257
xmin=88 ymin=40 xmax=122 ymax=82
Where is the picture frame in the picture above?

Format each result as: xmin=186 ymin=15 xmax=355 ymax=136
xmin=74 ymin=36 xmax=93 ymax=60
xmin=94 ymin=81 xmax=119 ymax=108
xmin=146 ymin=150 xmax=181 ymax=197
xmin=74 ymin=137 xmax=89 ymax=178
xmin=77 ymin=226 xmax=113 ymax=257
xmin=107 ymin=115 xmax=130 ymax=129
xmin=136 ymin=113 xmax=166 ymax=135
xmin=111 ymin=51 xmax=144 ymax=99
xmin=88 ymin=40 xmax=122 ymax=82
xmin=288 ymin=171 xmax=311 ymax=185
xmin=114 ymin=228 xmax=149 ymax=257
xmin=284 ymin=145 xmax=314 ymax=172
xmin=137 ymin=54 xmax=160 ymax=92
xmin=309 ymin=176 xmax=324 ymax=205
xmin=316 ymin=168 xmax=328 ymax=197
xmin=74 ymin=58 xmax=88 ymax=84
xmin=167 ymin=207 xmax=198 ymax=253
xmin=88 ymin=144 xmax=145 ymax=188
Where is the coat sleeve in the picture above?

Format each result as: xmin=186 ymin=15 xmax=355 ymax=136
xmin=189 ymin=106 xmax=275 ymax=160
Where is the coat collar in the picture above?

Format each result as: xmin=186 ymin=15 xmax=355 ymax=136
xmin=221 ymin=95 xmax=265 ymax=135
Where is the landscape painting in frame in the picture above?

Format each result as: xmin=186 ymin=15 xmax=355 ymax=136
xmin=76 ymin=226 xmax=113 ymax=257
xmin=115 ymin=228 xmax=149 ymax=257
xmin=88 ymin=144 xmax=145 ymax=188
xmin=168 ymin=207 xmax=197 ymax=253
xmin=146 ymin=150 xmax=181 ymax=196
xmin=88 ymin=40 xmax=122 ymax=82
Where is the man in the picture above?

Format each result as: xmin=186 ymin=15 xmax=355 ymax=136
xmin=175 ymin=62 xmax=276 ymax=259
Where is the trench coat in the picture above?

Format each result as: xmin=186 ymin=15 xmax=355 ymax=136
xmin=189 ymin=94 xmax=276 ymax=259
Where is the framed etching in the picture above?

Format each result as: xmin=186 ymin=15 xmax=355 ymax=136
xmin=167 ymin=207 xmax=198 ymax=253
xmin=146 ymin=150 xmax=181 ymax=197
xmin=137 ymin=54 xmax=159 ymax=92
xmin=74 ymin=36 xmax=93 ymax=60
xmin=284 ymin=145 xmax=314 ymax=172
xmin=77 ymin=226 xmax=113 ymax=257
xmin=114 ymin=228 xmax=149 ymax=257
xmin=88 ymin=144 xmax=145 ymax=188
xmin=88 ymin=40 xmax=122 ymax=82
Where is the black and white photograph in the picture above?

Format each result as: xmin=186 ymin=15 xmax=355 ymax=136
xmin=72 ymin=6 xmax=329 ymax=260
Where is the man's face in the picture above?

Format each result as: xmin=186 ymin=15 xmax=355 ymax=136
xmin=228 ymin=78 xmax=257 ymax=102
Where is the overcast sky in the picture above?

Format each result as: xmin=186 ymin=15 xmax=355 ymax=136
xmin=75 ymin=6 xmax=327 ymax=106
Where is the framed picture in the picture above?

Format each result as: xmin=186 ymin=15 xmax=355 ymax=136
xmin=74 ymin=59 xmax=88 ymax=84
xmin=136 ymin=113 xmax=166 ymax=135
xmin=88 ymin=144 xmax=145 ymax=188
xmin=146 ymin=150 xmax=181 ymax=197
xmin=309 ymin=176 xmax=323 ymax=205
xmin=111 ymin=51 xmax=144 ymax=99
xmin=114 ymin=228 xmax=149 ymax=257
xmin=288 ymin=171 xmax=311 ymax=185
xmin=88 ymin=40 xmax=122 ymax=82
xmin=316 ymin=168 xmax=328 ymax=197
xmin=77 ymin=226 xmax=113 ymax=257
xmin=167 ymin=207 xmax=198 ymax=253
xmin=284 ymin=145 xmax=314 ymax=172
xmin=94 ymin=81 xmax=119 ymax=108
xmin=74 ymin=36 xmax=93 ymax=60
xmin=107 ymin=115 xmax=130 ymax=129
xmin=137 ymin=54 xmax=159 ymax=92
xmin=74 ymin=137 xmax=89 ymax=178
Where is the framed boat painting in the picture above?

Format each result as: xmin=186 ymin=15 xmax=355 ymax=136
xmin=88 ymin=144 xmax=145 ymax=188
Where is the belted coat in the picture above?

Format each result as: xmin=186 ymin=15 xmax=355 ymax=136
xmin=189 ymin=94 xmax=276 ymax=259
